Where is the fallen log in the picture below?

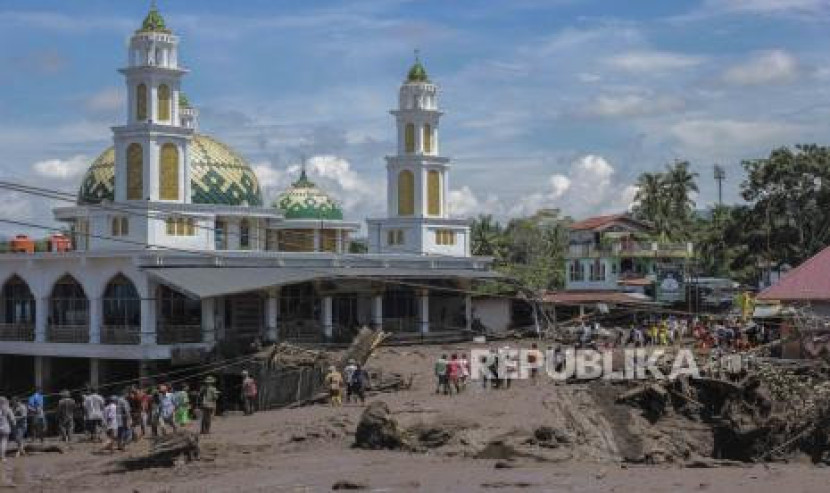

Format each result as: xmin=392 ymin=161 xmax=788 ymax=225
xmin=119 ymin=430 xmax=200 ymax=470
xmin=5 ymin=443 xmax=64 ymax=455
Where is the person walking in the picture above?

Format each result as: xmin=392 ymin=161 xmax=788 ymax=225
xmin=116 ymin=390 xmax=132 ymax=450
xmin=11 ymin=397 xmax=27 ymax=456
xmin=241 ymin=371 xmax=258 ymax=415
xmin=343 ymin=359 xmax=358 ymax=403
xmin=57 ymin=390 xmax=76 ymax=443
xmin=27 ymin=387 xmax=45 ymax=443
xmin=158 ymin=385 xmax=176 ymax=435
xmin=0 ymin=397 xmax=14 ymax=462
xmin=324 ymin=366 xmax=343 ymax=407
xmin=83 ymin=388 xmax=105 ymax=442
xmin=349 ymin=364 xmax=369 ymax=405
xmin=447 ymin=354 xmax=461 ymax=395
xmin=199 ymin=376 xmax=220 ymax=435
xmin=174 ymin=384 xmax=191 ymax=427
xmin=101 ymin=396 xmax=118 ymax=453
xmin=434 ymin=354 xmax=449 ymax=394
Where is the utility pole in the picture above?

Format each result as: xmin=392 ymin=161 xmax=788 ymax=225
xmin=713 ymin=164 xmax=726 ymax=206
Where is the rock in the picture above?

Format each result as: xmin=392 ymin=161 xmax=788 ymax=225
xmin=332 ymin=479 xmax=368 ymax=490
xmin=354 ymin=401 xmax=411 ymax=450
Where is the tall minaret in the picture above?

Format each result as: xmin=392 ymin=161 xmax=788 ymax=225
xmin=112 ymin=3 xmax=193 ymax=203
xmin=387 ymin=51 xmax=449 ymax=219
xmin=367 ymin=53 xmax=470 ymax=257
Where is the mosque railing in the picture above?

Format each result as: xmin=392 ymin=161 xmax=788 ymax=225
xmin=157 ymin=324 xmax=202 ymax=344
xmin=47 ymin=324 xmax=89 ymax=343
xmin=101 ymin=325 xmax=140 ymax=345
xmin=0 ymin=323 xmax=35 ymax=341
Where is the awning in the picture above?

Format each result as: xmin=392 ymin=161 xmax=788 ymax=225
xmin=145 ymin=266 xmax=502 ymax=299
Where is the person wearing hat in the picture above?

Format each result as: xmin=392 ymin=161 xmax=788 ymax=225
xmin=241 ymin=370 xmax=258 ymax=415
xmin=199 ymin=376 xmax=220 ymax=434
xmin=57 ymin=389 xmax=76 ymax=443
xmin=343 ymin=359 xmax=358 ymax=403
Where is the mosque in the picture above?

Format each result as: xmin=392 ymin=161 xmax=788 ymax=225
xmin=0 ymin=6 xmax=496 ymax=393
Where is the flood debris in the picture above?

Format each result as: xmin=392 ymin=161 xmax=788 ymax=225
xmin=353 ymin=401 xmax=413 ymax=451
xmin=119 ymin=431 xmax=200 ymax=470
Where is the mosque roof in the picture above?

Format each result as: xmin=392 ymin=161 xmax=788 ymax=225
xmin=272 ymin=169 xmax=344 ymax=220
xmin=77 ymin=134 xmax=263 ymax=207
xmin=138 ymin=5 xmax=171 ymax=34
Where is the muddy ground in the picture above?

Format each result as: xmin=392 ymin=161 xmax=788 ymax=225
xmin=2 ymin=341 xmax=829 ymax=492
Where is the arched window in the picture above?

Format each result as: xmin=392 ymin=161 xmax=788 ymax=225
xmin=136 ymin=84 xmax=147 ymax=121
xmin=405 ymin=123 xmax=415 ymax=153
xmin=121 ymin=217 xmax=129 ymax=236
xmin=240 ymin=219 xmax=250 ymax=249
xmin=2 ymin=275 xmax=35 ymax=325
xmin=427 ymin=170 xmax=441 ymax=216
xmin=423 ymin=124 xmax=432 ymax=153
xmin=159 ymin=143 xmax=179 ymax=200
xmin=158 ymin=84 xmax=171 ymax=122
xmin=50 ymin=275 xmax=88 ymax=327
xmin=397 ymin=170 xmax=414 ymax=216
xmin=102 ymin=275 xmax=140 ymax=343
xmin=126 ymin=143 xmax=143 ymax=200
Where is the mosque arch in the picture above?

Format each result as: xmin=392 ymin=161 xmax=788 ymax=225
xmin=159 ymin=143 xmax=179 ymax=200
xmin=1 ymin=275 xmax=35 ymax=325
xmin=405 ymin=123 xmax=415 ymax=153
xmin=158 ymin=84 xmax=171 ymax=121
xmin=427 ymin=170 xmax=441 ymax=216
xmin=397 ymin=170 xmax=415 ymax=216
xmin=126 ymin=143 xmax=143 ymax=200
xmin=136 ymin=83 xmax=147 ymax=121
xmin=49 ymin=274 xmax=88 ymax=330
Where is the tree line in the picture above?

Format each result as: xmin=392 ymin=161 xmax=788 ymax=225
xmin=471 ymin=144 xmax=830 ymax=290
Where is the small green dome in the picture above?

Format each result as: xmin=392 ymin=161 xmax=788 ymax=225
xmin=407 ymin=59 xmax=429 ymax=83
xmin=138 ymin=5 xmax=170 ymax=33
xmin=273 ymin=169 xmax=344 ymax=220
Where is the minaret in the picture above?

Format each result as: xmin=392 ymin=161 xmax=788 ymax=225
xmin=387 ymin=51 xmax=448 ymax=219
xmin=367 ymin=53 xmax=470 ymax=256
xmin=112 ymin=3 xmax=193 ymax=203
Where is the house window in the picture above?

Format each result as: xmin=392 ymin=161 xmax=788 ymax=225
xmin=569 ymin=261 xmax=584 ymax=282
xmin=435 ymin=229 xmax=456 ymax=246
xmin=240 ymin=219 xmax=250 ymax=248
xmin=387 ymin=229 xmax=405 ymax=246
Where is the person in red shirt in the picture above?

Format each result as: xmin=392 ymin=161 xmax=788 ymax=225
xmin=447 ymin=354 xmax=461 ymax=395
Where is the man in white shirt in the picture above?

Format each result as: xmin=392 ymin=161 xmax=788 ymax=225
xmin=83 ymin=388 xmax=105 ymax=443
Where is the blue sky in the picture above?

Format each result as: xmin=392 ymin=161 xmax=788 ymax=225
xmin=3 ymin=0 xmax=830 ymax=234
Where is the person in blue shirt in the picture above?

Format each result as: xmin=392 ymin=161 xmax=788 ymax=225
xmin=27 ymin=387 xmax=45 ymax=443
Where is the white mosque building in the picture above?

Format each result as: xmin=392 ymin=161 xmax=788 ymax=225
xmin=0 ymin=7 xmax=493 ymax=393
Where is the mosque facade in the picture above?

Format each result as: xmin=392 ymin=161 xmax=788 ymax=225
xmin=0 ymin=7 xmax=492 ymax=393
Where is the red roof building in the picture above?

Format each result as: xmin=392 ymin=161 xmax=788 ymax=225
xmin=758 ymin=246 xmax=830 ymax=302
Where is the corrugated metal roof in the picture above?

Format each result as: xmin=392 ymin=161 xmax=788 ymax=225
xmin=758 ymin=246 xmax=830 ymax=302
xmin=145 ymin=266 xmax=502 ymax=299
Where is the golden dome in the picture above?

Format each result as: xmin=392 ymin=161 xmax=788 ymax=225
xmin=77 ymin=134 xmax=263 ymax=206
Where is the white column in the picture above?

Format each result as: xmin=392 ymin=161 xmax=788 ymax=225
xmin=89 ymin=297 xmax=101 ymax=344
xmin=336 ymin=231 xmax=344 ymax=254
xmin=313 ymin=229 xmax=321 ymax=252
xmin=35 ymin=356 xmax=49 ymax=390
xmin=201 ymin=298 xmax=216 ymax=344
xmin=465 ymin=294 xmax=473 ymax=332
xmin=322 ymin=296 xmax=333 ymax=339
xmin=372 ymin=293 xmax=383 ymax=330
xmin=140 ymin=296 xmax=156 ymax=345
xmin=35 ymin=296 xmax=48 ymax=342
xmin=89 ymin=358 xmax=100 ymax=390
xmin=419 ymin=290 xmax=430 ymax=335
xmin=266 ymin=289 xmax=279 ymax=342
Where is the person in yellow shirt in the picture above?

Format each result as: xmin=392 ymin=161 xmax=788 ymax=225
xmin=324 ymin=366 xmax=344 ymax=407
xmin=659 ymin=322 xmax=669 ymax=346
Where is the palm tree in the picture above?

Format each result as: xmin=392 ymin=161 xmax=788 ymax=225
xmin=633 ymin=172 xmax=666 ymax=223
xmin=665 ymin=160 xmax=699 ymax=219
xmin=471 ymin=214 xmax=504 ymax=258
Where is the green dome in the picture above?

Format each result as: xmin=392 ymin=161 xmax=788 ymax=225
xmin=407 ymin=59 xmax=429 ymax=83
xmin=138 ymin=5 xmax=170 ymax=33
xmin=272 ymin=169 xmax=344 ymax=220
xmin=77 ymin=134 xmax=263 ymax=206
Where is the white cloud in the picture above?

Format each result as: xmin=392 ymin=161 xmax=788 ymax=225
xmin=703 ymin=0 xmax=829 ymax=14
xmin=605 ymin=51 xmax=705 ymax=73
xmin=32 ymin=155 xmax=89 ymax=180
xmin=722 ymin=50 xmax=799 ymax=86
xmin=669 ymin=118 xmax=804 ymax=153
xmin=579 ymin=93 xmax=685 ymax=118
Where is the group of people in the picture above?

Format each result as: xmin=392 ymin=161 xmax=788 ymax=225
xmin=0 ymin=374 xmax=228 ymax=461
xmin=324 ymin=360 xmax=369 ymax=406
xmin=434 ymin=353 xmax=471 ymax=394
